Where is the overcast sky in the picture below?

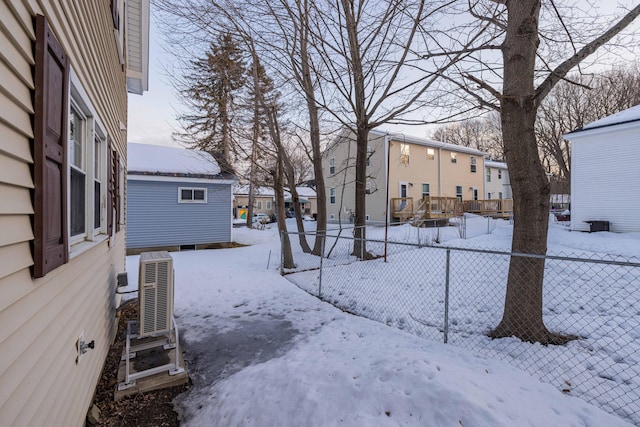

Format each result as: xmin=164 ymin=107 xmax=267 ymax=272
xmin=126 ymin=2 xmax=640 ymax=150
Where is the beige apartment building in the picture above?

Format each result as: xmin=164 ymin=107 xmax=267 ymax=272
xmin=324 ymin=128 xmax=487 ymax=224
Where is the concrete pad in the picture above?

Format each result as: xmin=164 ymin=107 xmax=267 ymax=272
xmin=114 ymin=340 xmax=189 ymax=401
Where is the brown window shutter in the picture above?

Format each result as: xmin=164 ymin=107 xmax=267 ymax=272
xmin=107 ymin=142 xmax=114 ymax=236
xmin=33 ymin=15 xmax=69 ymax=278
xmin=115 ymin=150 xmax=121 ymax=232
xmin=111 ymin=0 xmax=120 ymax=30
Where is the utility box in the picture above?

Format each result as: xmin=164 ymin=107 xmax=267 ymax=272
xmin=586 ymin=220 xmax=610 ymax=232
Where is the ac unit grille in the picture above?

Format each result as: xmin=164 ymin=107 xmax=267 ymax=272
xmin=138 ymin=252 xmax=174 ymax=337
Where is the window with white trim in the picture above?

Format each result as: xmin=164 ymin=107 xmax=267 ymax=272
xmin=498 ymin=169 xmax=502 ymax=180
xmin=330 ymin=188 xmax=336 ymax=204
xmin=257 ymin=201 xmax=263 ymax=209
xmin=329 ymin=158 xmax=335 ymax=175
xmin=179 ymin=187 xmax=207 ymax=203
xmin=455 ymin=185 xmax=463 ymax=201
xmin=366 ymin=180 xmax=372 ymax=194
xmin=451 ymin=152 xmax=457 ymax=163
xmin=400 ymin=143 xmax=410 ymax=165
xmin=427 ymin=148 xmax=435 ymax=160
xmin=470 ymin=156 xmax=477 ymax=173
xmin=267 ymin=201 xmax=272 ymax=209
xmin=68 ymin=76 xmax=108 ymax=244
xmin=422 ymin=183 xmax=430 ymax=199
xmin=486 ymin=167 xmax=491 ymax=182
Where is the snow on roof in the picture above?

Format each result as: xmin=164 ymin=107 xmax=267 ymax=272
xmin=567 ymin=104 xmax=640 ymax=135
xmin=234 ymin=185 xmax=317 ymax=198
xmin=368 ymin=128 xmax=487 ymax=156
xmin=128 ymin=143 xmax=221 ymax=176
xmin=485 ymin=160 xmax=507 ymax=169
xmin=234 ymin=185 xmax=275 ymax=196
xmin=293 ymin=187 xmax=317 ymax=198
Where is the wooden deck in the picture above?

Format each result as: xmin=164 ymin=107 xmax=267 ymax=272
xmin=462 ymin=199 xmax=513 ymax=218
xmin=391 ymin=197 xmax=513 ymax=225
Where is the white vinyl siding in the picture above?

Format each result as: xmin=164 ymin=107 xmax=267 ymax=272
xmin=570 ymin=126 xmax=640 ymax=232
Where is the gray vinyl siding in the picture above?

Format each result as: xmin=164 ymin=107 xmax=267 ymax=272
xmin=570 ymin=125 xmax=640 ymax=232
xmin=127 ymin=179 xmax=232 ymax=248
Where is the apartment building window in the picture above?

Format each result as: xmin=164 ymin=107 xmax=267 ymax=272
xmin=456 ymin=185 xmax=463 ymax=201
xmin=498 ymin=169 xmax=502 ymax=179
xmin=486 ymin=167 xmax=491 ymax=182
xmin=451 ymin=152 xmax=457 ymax=163
xmin=330 ymin=188 xmax=336 ymax=204
xmin=427 ymin=148 xmax=435 ymax=160
xmin=366 ymin=180 xmax=372 ymax=194
xmin=267 ymin=201 xmax=272 ymax=209
xmin=257 ymin=201 xmax=262 ymax=209
xmin=329 ymin=157 xmax=335 ymax=175
xmin=422 ymin=183 xmax=430 ymax=198
xmin=400 ymin=143 xmax=410 ymax=165
xmin=470 ymin=156 xmax=477 ymax=173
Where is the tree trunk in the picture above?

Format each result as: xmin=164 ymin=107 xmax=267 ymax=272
xmin=297 ymin=0 xmax=327 ymax=256
xmin=489 ymin=0 xmax=569 ymax=344
xmin=274 ymin=156 xmax=294 ymax=269
xmin=352 ymin=126 xmax=370 ymax=259
xmin=283 ymin=153 xmax=312 ymax=253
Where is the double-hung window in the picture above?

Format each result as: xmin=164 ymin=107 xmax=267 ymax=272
xmin=400 ymin=143 xmax=410 ymax=165
xmin=486 ymin=167 xmax=491 ymax=182
xmin=68 ymin=74 xmax=109 ymax=246
xmin=451 ymin=153 xmax=457 ymax=163
xmin=329 ymin=158 xmax=335 ymax=175
xmin=427 ymin=148 xmax=435 ymax=160
xmin=330 ymin=188 xmax=336 ymax=204
xmin=470 ymin=156 xmax=477 ymax=173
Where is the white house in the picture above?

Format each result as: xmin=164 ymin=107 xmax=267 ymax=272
xmin=484 ymin=160 xmax=512 ymax=200
xmin=564 ymin=104 xmax=640 ymax=232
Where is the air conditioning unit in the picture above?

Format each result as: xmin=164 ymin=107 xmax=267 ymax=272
xmin=138 ymin=251 xmax=174 ymax=338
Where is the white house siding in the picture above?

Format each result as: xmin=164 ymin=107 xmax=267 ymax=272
xmin=0 ymin=2 xmax=128 ymax=426
xmin=570 ymin=125 xmax=640 ymax=232
xmin=484 ymin=161 xmax=511 ymax=199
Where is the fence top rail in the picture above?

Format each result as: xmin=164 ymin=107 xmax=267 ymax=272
xmin=281 ymin=230 xmax=640 ymax=267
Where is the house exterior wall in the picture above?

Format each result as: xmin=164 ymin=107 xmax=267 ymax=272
xmin=235 ymin=195 xmax=275 ymax=216
xmin=569 ymin=125 xmax=640 ymax=232
xmin=484 ymin=162 xmax=512 ymax=199
xmin=127 ymin=179 xmax=233 ymax=248
xmin=0 ymin=2 xmax=130 ymax=426
xmin=387 ymin=138 xmax=485 ymax=202
xmin=324 ymin=130 xmax=486 ymax=224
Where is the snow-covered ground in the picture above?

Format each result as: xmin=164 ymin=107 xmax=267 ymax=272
xmin=125 ymin=217 xmax=640 ymax=426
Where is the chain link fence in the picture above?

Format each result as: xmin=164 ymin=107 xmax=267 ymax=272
xmin=281 ymin=228 xmax=640 ymax=424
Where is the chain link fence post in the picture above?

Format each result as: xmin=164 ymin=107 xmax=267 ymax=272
xmin=318 ymin=233 xmax=325 ymax=298
xmin=279 ymin=230 xmax=284 ymax=276
xmin=444 ymin=248 xmax=451 ymax=344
